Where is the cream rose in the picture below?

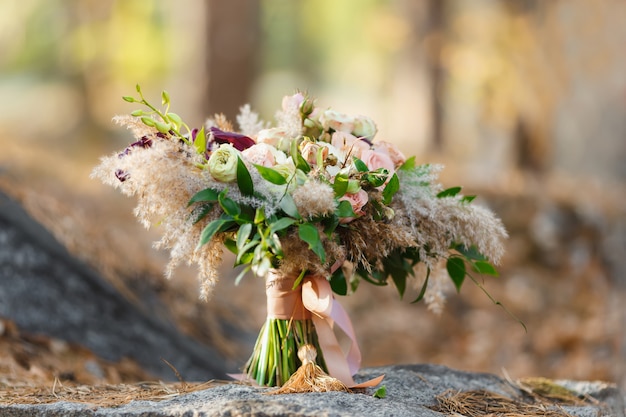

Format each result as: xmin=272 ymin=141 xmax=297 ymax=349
xmin=300 ymin=141 xmax=329 ymax=166
xmin=319 ymin=109 xmax=355 ymax=133
xmin=256 ymin=127 xmax=293 ymax=152
xmin=352 ymin=115 xmax=377 ymax=140
xmin=208 ymin=144 xmax=240 ymax=182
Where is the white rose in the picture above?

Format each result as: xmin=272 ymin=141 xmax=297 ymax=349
xmin=256 ymin=127 xmax=293 ymax=152
xmin=352 ymin=115 xmax=377 ymax=140
xmin=319 ymin=109 xmax=355 ymax=133
xmin=208 ymin=144 xmax=240 ymax=182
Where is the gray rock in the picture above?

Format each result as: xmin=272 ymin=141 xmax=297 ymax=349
xmin=0 ymin=190 xmax=231 ymax=381
xmin=1 ymin=364 xmax=623 ymax=417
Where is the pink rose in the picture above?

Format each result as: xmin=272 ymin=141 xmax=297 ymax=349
xmin=242 ymin=143 xmax=276 ymax=167
xmin=360 ymin=149 xmax=395 ymax=173
xmin=331 ymin=131 xmax=370 ymax=160
xmin=373 ymin=141 xmax=406 ymax=167
xmin=338 ymin=189 xmax=368 ymax=223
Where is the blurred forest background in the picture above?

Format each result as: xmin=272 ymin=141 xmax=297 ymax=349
xmin=1 ymin=0 xmax=625 ymax=390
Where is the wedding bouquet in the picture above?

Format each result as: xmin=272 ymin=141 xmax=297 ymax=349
xmin=92 ymin=86 xmax=507 ymax=390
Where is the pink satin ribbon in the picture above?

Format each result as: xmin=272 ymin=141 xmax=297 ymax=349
xmin=263 ymin=270 xmax=384 ymax=389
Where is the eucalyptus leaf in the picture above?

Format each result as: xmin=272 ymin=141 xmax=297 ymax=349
xmin=336 ymin=200 xmax=356 ymax=219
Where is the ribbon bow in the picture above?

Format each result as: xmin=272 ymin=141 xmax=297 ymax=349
xmin=302 ymin=275 xmax=384 ymax=388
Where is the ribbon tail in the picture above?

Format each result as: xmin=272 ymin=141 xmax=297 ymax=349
xmin=311 ymin=314 xmax=356 ymax=386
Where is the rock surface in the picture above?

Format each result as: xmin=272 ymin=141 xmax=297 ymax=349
xmin=1 ymin=364 xmax=624 ymax=417
xmin=0 ymin=190 xmax=231 ymax=381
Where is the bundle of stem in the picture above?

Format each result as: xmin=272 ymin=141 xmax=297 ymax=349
xmin=245 ymin=318 xmax=326 ymax=387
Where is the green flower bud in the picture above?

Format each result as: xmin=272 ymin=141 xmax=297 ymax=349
xmin=141 ymin=117 xmax=156 ymax=127
xmin=155 ymin=121 xmax=171 ymax=134
xmin=166 ymin=112 xmax=183 ymax=127
xmin=122 ymin=96 xmax=136 ymax=103
xmin=161 ymin=90 xmax=170 ymax=105
xmin=130 ymin=110 xmax=144 ymax=117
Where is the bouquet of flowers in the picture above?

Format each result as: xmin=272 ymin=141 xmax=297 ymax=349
xmin=92 ymin=86 xmax=507 ymax=390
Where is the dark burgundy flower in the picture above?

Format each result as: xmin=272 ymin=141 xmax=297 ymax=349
xmin=208 ymin=127 xmax=255 ymax=151
xmin=118 ymin=136 xmax=154 ymax=157
xmin=115 ymin=169 xmax=130 ymax=182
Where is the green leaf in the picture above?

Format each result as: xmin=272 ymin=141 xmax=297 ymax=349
xmin=218 ymin=191 xmax=241 ymax=217
xmin=236 ymin=223 xmax=252 ymax=250
xmin=269 ymin=218 xmax=296 ymax=234
xmin=188 ymin=188 xmax=220 ymax=206
xmin=390 ymin=269 xmax=406 ymax=299
xmin=454 ymin=244 xmax=487 ymax=261
xmin=411 ymin=269 xmax=430 ymax=304
xmin=298 ymin=223 xmax=326 ymax=263
xmin=461 ymin=195 xmax=476 ymax=204
xmin=234 ymin=265 xmax=252 ymax=286
xmin=446 ymin=257 xmax=466 ymax=292
xmin=399 ymin=156 xmax=416 ymax=171
xmin=236 ymin=240 xmax=260 ymax=264
xmin=237 ymin=157 xmax=254 ymax=196
xmin=161 ymin=90 xmax=170 ymax=105
xmin=191 ymin=203 xmax=215 ymax=225
xmin=437 ymin=186 xmax=462 ymax=198
xmin=373 ymin=385 xmax=387 ymax=399
xmin=223 ymin=238 xmax=237 ymax=254
xmin=353 ymin=157 xmax=369 ymax=172
xmin=193 ymin=126 xmax=206 ymax=155
xmin=254 ymin=207 xmax=266 ymax=224
xmin=330 ymin=269 xmax=348 ymax=296
xmin=472 ymin=260 xmax=499 ymax=276
xmin=382 ymin=173 xmax=400 ymax=205
xmin=166 ymin=112 xmax=182 ymax=127
xmin=364 ymin=168 xmax=388 ymax=187
xmin=291 ymin=137 xmax=311 ymax=173
xmin=332 ymin=174 xmax=349 ymax=197
xmin=254 ymin=165 xmax=288 ymax=185
xmin=292 ymin=269 xmax=307 ymax=290
xmin=198 ymin=218 xmax=231 ymax=247
xmin=336 ymin=200 xmax=356 ymax=219
xmin=279 ymin=194 xmax=301 ymax=219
